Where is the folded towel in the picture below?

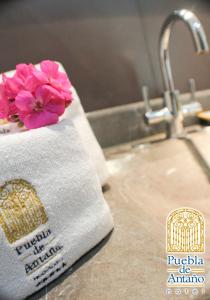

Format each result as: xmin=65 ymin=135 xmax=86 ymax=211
xmin=0 ymin=118 xmax=113 ymax=300
xmin=57 ymin=63 xmax=109 ymax=186
xmin=0 ymin=62 xmax=109 ymax=186
xmin=62 ymin=86 xmax=109 ymax=186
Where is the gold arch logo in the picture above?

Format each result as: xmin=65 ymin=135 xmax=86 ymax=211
xmin=0 ymin=179 xmax=48 ymax=243
xmin=167 ymin=208 xmax=204 ymax=252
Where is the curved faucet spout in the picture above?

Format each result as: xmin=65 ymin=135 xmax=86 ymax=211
xmin=159 ymin=9 xmax=209 ymax=92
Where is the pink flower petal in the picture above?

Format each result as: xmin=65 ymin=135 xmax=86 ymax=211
xmin=44 ymin=84 xmax=65 ymax=99
xmin=34 ymin=85 xmax=51 ymax=104
xmin=8 ymin=101 xmax=18 ymax=116
xmin=32 ymin=69 xmax=48 ymax=84
xmin=35 ymin=85 xmax=65 ymax=105
xmin=24 ymin=75 xmax=40 ymax=92
xmin=15 ymin=91 xmax=35 ymax=112
xmin=18 ymin=110 xmax=28 ymax=122
xmin=0 ymin=98 xmax=8 ymax=118
xmin=16 ymin=64 xmax=34 ymax=81
xmin=50 ymin=72 xmax=71 ymax=91
xmin=57 ymin=72 xmax=72 ymax=90
xmin=0 ymin=83 xmax=6 ymax=99
xmin=40 ymin=60 xmax=59 ymax=79
xmin=45 ymin=99 xmax=65 ymax=116
xmin=3 ymin=74 xmax=21 ymax=97
xmin=61 ymin=89 xmax=73 ymax=102
xmin=23 ymin=110 xmax=58 ymax=129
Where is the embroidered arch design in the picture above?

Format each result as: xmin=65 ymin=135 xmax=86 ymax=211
xmin=0 ymin=179 xmax=47 ymax=243
xmin=167 ymin=207 xmax=204 ymax=252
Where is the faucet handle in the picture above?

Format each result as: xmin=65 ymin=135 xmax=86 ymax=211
xmin=142 ymin=85 xmax=151 ymax=112
xmin=142 ymin=85 xmax=172 ymax=125
xmin=188 ymin=78 xmax=196 ymax=102
xmin=182 ymin=78 xmax=202 ymax=116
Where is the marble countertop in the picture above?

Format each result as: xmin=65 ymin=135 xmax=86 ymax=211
xmin=29 ymin=134 xmax=210 ymax=300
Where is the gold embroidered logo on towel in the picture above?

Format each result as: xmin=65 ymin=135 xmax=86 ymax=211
xmin=0 ymin=179 xmax=47 ymax=243
xmin=167 ymin=207 xmax=204 ymax=252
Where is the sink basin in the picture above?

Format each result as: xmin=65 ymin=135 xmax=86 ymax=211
xmin=104 ymin=137 xmax=210 ymax=299
xmin=187 ymin=128 xmax=210 ymax=180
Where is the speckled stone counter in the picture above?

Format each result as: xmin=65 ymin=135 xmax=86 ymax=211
xmin=29 ymin=136 xmax=210 ymax=300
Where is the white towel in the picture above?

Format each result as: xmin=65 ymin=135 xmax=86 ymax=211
xmin=58 ymin=63 xmax=109 ymax=186
xmin=0 ymin=118 xmax=113 ymax=300
xmin=0 ymin=63 xmax=109 ymax=186
xmin=62 ymin=86 xmax=109 ymax=186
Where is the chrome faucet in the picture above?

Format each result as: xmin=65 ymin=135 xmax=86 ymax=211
xmin=143 ymin=9 xmax=209 ymax=138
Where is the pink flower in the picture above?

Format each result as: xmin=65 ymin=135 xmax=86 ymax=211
xmin=0 ymin=60 xmax=73 ymax=129
xmin=0 ymin=92 xmax=8 ymax=119
xmin=1 ymin=64 xmax=35 ymax=95
xmin=15 ymin=85 xmax=66 ymax=129
xmin=0 ymin=81 xmax=19 ymax=121
xmin=15 ymin=63 xmax=38 ymax=92
xmin=32 ymin=60 xmax=72 ymax=104
xmin=0 ymin=64 xmax=37 ymax=120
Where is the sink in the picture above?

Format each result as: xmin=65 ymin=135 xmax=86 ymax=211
xmin=104 ymin=137 xmax=210 ymax=299
xmin=186 ymin=128 xmax=210 ymax=181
